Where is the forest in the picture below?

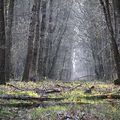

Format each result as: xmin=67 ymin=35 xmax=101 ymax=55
xmin=0 ymin=0 xmax=120 ymax=119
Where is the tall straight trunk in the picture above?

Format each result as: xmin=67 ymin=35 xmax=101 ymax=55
xmin=47 ymin=0 xmax=61 ymax=77
xmin=0 ymin=0 xmax=6 ymax=84
xmin=30 ymin=0 xmax=41 ymax=80
xmin=5 ymin=0 xmax=14 ymax=81
xmin=22 ymin=1 xmax=38 ymax=81
xmin=43 ymin=0 xmax=53 ymax=77
xmin=38 ymin=0 xmax=47 ymax=79
xmin=99 ymin=0 xmax=120 ymax=81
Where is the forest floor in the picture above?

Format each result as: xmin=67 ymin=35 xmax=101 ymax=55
xmin=0 ymin=80 xmax=120 ymax=120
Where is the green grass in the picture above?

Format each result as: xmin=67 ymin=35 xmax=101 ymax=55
xmin=0 ymin=80 xmax=120 ymax=119
xmin=0 ymin=107 xmax=13 ymax=119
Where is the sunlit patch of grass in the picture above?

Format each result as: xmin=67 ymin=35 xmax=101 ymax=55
xmin=14 ymin=81 xmax=39 ymax=89
xmin=97 ymin=83 xmax=112 ymax=88
xmin=7 ymin=91 xmax=39 ymax=97
xmin=59 ymin=89 xmax=104 ymax=104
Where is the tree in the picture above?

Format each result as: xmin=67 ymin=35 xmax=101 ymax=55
xmin=0 ymin=0 xmax=6 ymax=84
xmin=30 ymin=0 xmax=41 ymax=81
xmin=5 ymin=0 xmax=15 ymax=81
xmin=22 ymin=0 xmax=40 ymax=81
xmin=99 ymin=0 xmax=120 ymax=84
xmin=38 ymin=0 xmax=47 ymax=79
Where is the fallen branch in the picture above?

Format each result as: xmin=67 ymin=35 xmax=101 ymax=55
xmin=6 ymin=83 xmax=25 ymax=91
xmin=0 ymin=95 xmax=64 ymax=101
xmin=35 ymin=88 xmax=61 ymax=94
xmin=83 ymin=94 xmax=120 ymax=100
xmin=0 ymin=101 xmax=88 ymax=108
xmin=7 ymin=84 xmax=62 ymax=94
xmin=55 ymin=84 xmax=71 ymax=89
xmin=66 ymin=84 xmax=82 ymax=92
xmin=45 ymin=89 xmax=61 ymax=93
xmin=6 ymin=83 xmax=82 ymax=96
xmin=56 ymin=84 xmax=82 ymax=92
xmin=0 ymin=103 xmax=37 ymax=108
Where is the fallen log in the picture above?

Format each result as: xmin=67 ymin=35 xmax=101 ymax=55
xmin=68 ymin=84 xmax=82 ymax=91
xmin=0 ymin=95 xmax=64 ymax=101
xmin=55 ymin=84 xmax=71 ymax=89
xmin=6 ymin=83 xmax=82 ymax=95
xmin=6 ymin=83 xmax=25 ymax=91
xmin=0 ymin=101 xmax=88 ymax=108
xmin=0 ymin=103 xmax=38 ymax=108
xmin=35 ymin=88 xmax=61 ymax=94
xmin=56 ymin=84 xmax=82 ymax=91
xmin=83 ymin=94 xmax=120 ymax=100
xmin=7 ymin=84 xmax=62 ymax=94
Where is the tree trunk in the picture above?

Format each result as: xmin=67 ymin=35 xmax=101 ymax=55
xmin=99 ymin=0 xmax=120 ymax=83
xmin=0 ymin=0 xmax=6 ymax=84
xmin=38 ymin=0 xmax=47 ymax=79
xmin=5 ymin=0 xmax=14 ymax=81
xmin=30 ymin=0 xmax=41 ymax=81
xmin=22 ymin=1 xmax=38 ymax=81
xmin=43 ymin=0 xmax=53 ymax=77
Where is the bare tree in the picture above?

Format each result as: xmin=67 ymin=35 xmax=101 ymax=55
xmin=99 ymin=0 xmax=120 ymax=84
xmin=5 ymin=0 xmax=15 ymax=81
xmin=30 ymin=0 xmax=41 ymax=81
xmin=22 ymin=0 xmax=40 ymax=81
xmin=38 ymin=0 xmax=47 ymax=79
xmin=0 ymin=0 xmax=6 ymax=84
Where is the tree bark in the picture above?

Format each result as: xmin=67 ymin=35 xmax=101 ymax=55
xmin=99 ymin=0 xmax=120 ymax=83
xmin=38 ymin=0 xmax=47 ymax=79
xmin=22 ymin=1 xmax=38 ymax=81
xmin=30 ymin=0 xmax=41 ymax=81
xmin=5 ymin=0 xmax=14 ymax=81
xmin=0 ymin=0 xmax=6 ymax=84
xmin=43 ymin=0 xmax=54 ymax=77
